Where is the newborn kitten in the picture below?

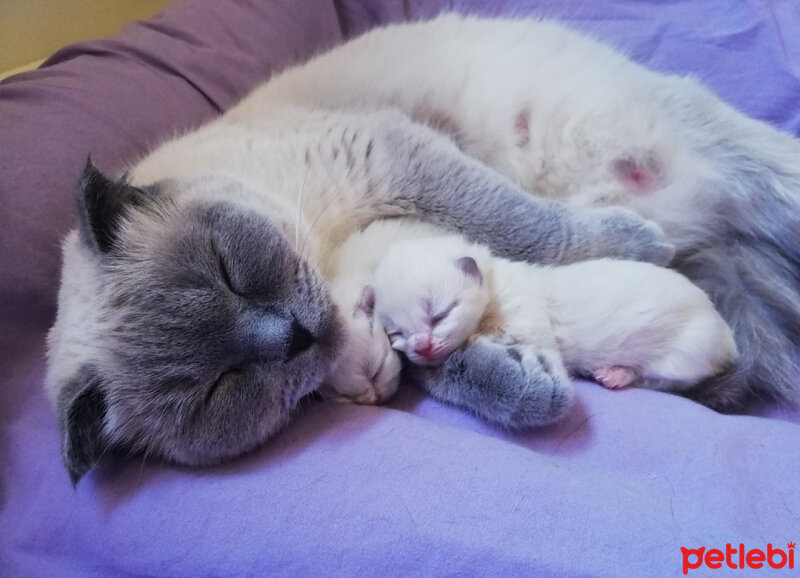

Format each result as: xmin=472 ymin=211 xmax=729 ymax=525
xmin=319 ymin=219 xmax=448 ymax=404
xmin=371 ymin=228 xmax=737 ymax=393
xmin=319 ymin=281 xmax=400 ymax=405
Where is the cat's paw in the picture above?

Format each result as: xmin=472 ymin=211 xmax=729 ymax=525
xmin=505 ymin=346 xmax=574 ymax=428
xmin=593 ymin=365 xmax=638 ymax=389
xmin=436 ymin=337 xmax=574 ymax=429
xmin=576 ymin=206 xmax=675 ymax=266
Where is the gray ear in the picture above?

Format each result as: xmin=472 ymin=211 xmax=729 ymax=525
xmin=457 ymin=256 xmax=482 ymax=284
xmin=56 ymin=366 xmax=109 ymax=485
xmin=77 ymin=157 xmax=154 ymax=253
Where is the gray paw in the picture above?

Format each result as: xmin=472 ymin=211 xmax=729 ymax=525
xmin=434 ymin=337 xmax=574 ymax=429
xmin=576 ymin=206 xmax=675 ymax=266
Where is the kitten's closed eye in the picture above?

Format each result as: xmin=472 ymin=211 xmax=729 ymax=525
xmin=369 ymin=356 xmax=386 ymax=382
xmin=431 ymin=301 xmax=458 ymax=325
xmin=385 ymin=325 xmax=405 ymax=349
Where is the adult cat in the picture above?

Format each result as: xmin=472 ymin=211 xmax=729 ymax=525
xmin=46 ymin=106 xmax=669 ymax=483
xmin=238 ymin=14 xmax=800 ymax=411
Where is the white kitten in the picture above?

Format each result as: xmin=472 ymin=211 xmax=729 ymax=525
xmin=317 ymin=219 xmax=448 ymax=403
xmin=373 ymin=236 xmax=491 ymax=367
xmin=372 ymin=229 xmax=737 ymax=392
xmin=319 ymin=281 xmax=401 ymax=405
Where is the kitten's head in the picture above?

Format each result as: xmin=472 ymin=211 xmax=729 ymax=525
xmin=372 ymin=236 xmax=490 ymax=366
xmin=319 ymin=285 xmax=402 ymax=405
xmin=46 ymin=160 xmax=344 ymax=483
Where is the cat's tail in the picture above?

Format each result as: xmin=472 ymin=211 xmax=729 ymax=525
xmin=676 ymin=111 xmax=800 ymax=411
xmin=677 ymin=240 xmax=800 ymax=411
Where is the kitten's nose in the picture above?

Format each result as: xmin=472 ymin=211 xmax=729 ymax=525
xmin=286 ymin=320 xmax=314 ymax=360
xmin=414 ymin=338 xmax=434 ymax=358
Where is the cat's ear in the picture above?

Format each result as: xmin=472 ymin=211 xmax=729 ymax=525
xmin=77 ymin=156 xmax=153 ymax=253
xmin=356 ymin=285 xmax=376 ymax=317
xmin=56 ymin=366 xmax=109 ymax=486
xmin=457 ymin=256 xmax=482 ymax=284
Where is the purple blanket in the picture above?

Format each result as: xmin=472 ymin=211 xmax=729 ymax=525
xmin=1 ymin=0 xmax=798 ymax=576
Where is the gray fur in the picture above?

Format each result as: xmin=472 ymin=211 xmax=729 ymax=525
xmin=407 ymin=336 xmax=574 ymax=428
xmin=379 ymin=121 xmax=675 ymax=266
xmin=57 ymin=365 xmax=108 ymax=485
xmin=658 ymin=88 xmax=800 ymax=411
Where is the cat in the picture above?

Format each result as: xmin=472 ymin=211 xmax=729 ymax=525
xmin=237 ymin=13 xmax=800 ymax=412
xmin=46 ymin=106 xmax=670 ymax=483
xmin=364 ymin=221 xmax=736 ymax=416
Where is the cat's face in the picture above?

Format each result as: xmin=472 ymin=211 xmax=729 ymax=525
xmin=319 ymin=286 xmax=402 ymax=404
xmin=46 ymin=162 xmax=343 ymax=482
xmin=372 ymin=238 xmax=489 ymax=366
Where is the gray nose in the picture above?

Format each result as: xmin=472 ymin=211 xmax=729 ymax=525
xmin=239 ymin=312 xmax=315 ymax=362
xmin=286 ymin=320 xmax=314 ymax=360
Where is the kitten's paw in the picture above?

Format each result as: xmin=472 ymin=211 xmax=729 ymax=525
xmin=576 ymin=206 xmax=675 ymax=266
xmin=593 ymin=365 xmax=638 ymax=389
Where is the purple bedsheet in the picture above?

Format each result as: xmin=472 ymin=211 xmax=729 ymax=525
xmin=1 ymin=0 xmax=799 ymax=576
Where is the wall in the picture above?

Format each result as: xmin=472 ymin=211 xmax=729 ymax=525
xmin=1 ymin=0 xmax=172 ymax=74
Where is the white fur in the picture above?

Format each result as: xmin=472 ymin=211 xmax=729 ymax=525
xmin=370 ymin=226 xmax=737 ymax=391
xmin=374 ymin=235 xmax=491 ymax=366
xmin=231 ymin=14 xmax=725 ymax=246
xmin=318 ymin=219 xmax=454 ymax=402
xmin=318 ymin=278 xmax=402 ymax=405
xmin=228 ymin=12 xmax=799 ymax=407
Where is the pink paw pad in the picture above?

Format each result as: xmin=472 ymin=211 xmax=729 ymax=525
xmin=594 ymin=366 xmax=638 ymax=389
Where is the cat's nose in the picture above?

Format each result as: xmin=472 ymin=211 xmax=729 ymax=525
xmin=286 ymin=320 xmax=314 ymax=360
xmin=239 ymin=311 xmax=314 ymax=362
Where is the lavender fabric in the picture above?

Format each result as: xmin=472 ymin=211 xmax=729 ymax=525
xmin=1 ymin=0 xmax=799 ymax=576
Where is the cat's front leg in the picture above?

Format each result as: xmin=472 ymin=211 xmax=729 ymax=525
xmin=406 ymin=336 xmax=574 ymax=428
xmin=377 ymin=114 xmax=675 ymax=266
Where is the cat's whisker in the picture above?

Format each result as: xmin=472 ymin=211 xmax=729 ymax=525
xmin=294 ymin=166 xmax=310 ymax=250
xmin=301 ymin=192 xmax=339 ymax=262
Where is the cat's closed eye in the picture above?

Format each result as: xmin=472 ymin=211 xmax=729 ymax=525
xmin=205 ymin=368 xmax=242 ymax=405
xmin=217 ymin=253 xmax=240 ymax=295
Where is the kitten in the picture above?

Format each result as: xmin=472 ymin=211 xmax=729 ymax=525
xmin=48 ymin=107 xmax=669 ymax=482
xmin=318 ymin=282 xmax=401 ymax=405
xmin=242 ymin=13 xmax=800 ymax=411
xmin=370 ymin=226 xmax=737 ymax=399
xmin=318 ymin=222 xmax=409 ymax=404
xmin=318 ymin=219 xmax=454 ymax=405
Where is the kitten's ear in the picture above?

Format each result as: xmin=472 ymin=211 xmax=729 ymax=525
xmin=457 ymin=256 xmax=483 ymax=284
xmin=357 ymin=285 xmax=376 ymax=317
xmin=77 ymin=156 xmax=153 ymax=253
xmin=56 ymin=366 xmax=109 ymax=486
